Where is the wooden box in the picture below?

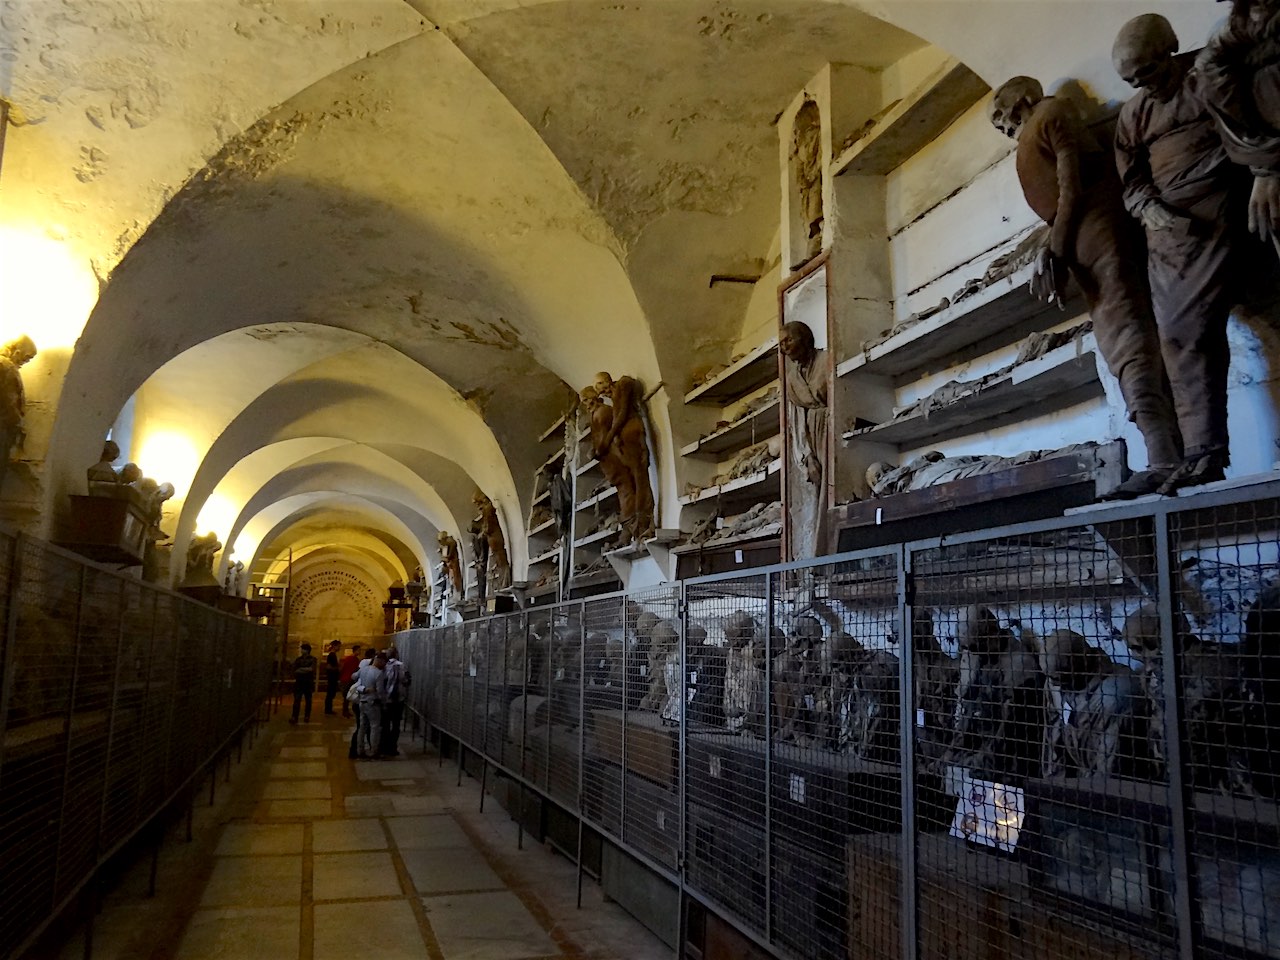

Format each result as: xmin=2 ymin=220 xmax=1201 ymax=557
xmin=590 ymin=708 xmax=678 ymax=787
xmin=60 ymin=495 xmax=149 ymax=564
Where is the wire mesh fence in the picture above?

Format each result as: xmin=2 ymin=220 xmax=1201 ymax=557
xmin=401 ymin=481 xmax=1280 ymax=960
xmin=0 ymin=533 xmax=274 ymax=957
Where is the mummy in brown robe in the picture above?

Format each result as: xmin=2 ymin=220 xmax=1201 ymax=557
xmin=990 ymin=77 xmax=1183 ymax=497
xmin=780 ymin=320 xmax=829 ymax=556
xmin=1113 ymin=15 xmax=1251 ymax=491
xmin=1198 ymin=0 xmax=1280 ymax=252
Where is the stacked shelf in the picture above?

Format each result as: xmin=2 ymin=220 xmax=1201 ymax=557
xmin=835 ymin=260 xmax=1085 ymax=382
xmin=677 ymin=336 xmax=784 ymax=578
xmin=526 ymin=410 xmax=572 ymax=600
xmin=569 ymin=433 xmax=623 ymax=589
xmin=832 ymin=57 xmax=988 ymax=179
xmin=842 ymin=333 xmax=1102 ymax=449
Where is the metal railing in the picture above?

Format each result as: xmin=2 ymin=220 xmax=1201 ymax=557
xmin=0 ymin=532 xmax=275 ymax=958
xmin=399 ymin=477 xmax=1280 ymax=960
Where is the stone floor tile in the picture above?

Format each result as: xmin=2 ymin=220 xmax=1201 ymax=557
xmin=313 ymin=817 xmax=387 ymax=852
xmin=422 ymin=891 xmax=556 ymax=960
xmin=198 ymin=856 xmax=302 ymax=907
xmin=392 ymin=795 xmax=448 ymax=814
xmin=401 ymin=846 xmax=503 ymax=894
xmin=269 ymin=760 xmax=328 ymax=778
xmin=353 ymin=759 xmax=427 ymax=781
xmin=282 ymin=730 xmax=328 ymax=744
xmin=261 ymin=779 xmax=332 ymax=800
xmin=262 ymin=798 xmax=333 ymax=819
xmin=345 ymin=795 xmax=396 ymax=816
xmin=387 ymin=814 xmax=470 ymax=850
xmin=313 ymin=899 xmax=427 ymax=960
xmin=213 ymin=822 xmax=304 ymax=857
xmin=278 ymin=746 xmax=328 ymax=759
xmin=173 ymin=906 xmax=300 ymax=960
xmin=313 ymin=850 xmax=404 ymax=901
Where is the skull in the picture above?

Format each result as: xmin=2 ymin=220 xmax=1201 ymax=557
xmin=1113 ymin=14 xmax=1179 ymax=99
xmin=989 ymin=76 xmax=1044 ymax=139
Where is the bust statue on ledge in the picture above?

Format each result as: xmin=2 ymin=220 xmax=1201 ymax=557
xmin=87 ymin=440 xmax=123 ymax=493
xmin=0 ymin=335 xmax=37 ymax=492
xmin=183 ymin=532 xmax=222 ymax=589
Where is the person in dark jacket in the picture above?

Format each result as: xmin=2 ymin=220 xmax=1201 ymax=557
xmin=290 ymin=643 xmax=317 ymax=724
xmin=323 ymin=640 xmax=342 ymax=715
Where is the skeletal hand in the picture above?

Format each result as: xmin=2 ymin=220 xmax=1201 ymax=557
xmin=1249 ymin=175 xmax=1280 ymax=243
xmin=1139 ymin=200 xmax=1183 ymax=232
xmin=1029 ymin=248 xmax=1067 ymax=305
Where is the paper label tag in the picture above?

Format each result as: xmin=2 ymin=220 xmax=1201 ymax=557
xmin=709 ymin=756 xmax=722 ymax=778
xmin=789 ymin=774 xmax=806 ymax=805
xmin=1062 ymin=700 xmax=1073 ymax=726
xmin=639 ymin=665 xmax=648 ymax=677
xmin=598 ymin=658 xmax=607 ymax=668
xmin=555 ymin=668 xmax=565 ymax=680
xmin=916 ymin=708 xmax=926 ymax=727
xmin=875 ymin=507 xmax=883 ymax=525
xmin=734 ymin=549 xmax=744 ymax=563
xmin=468 ymin=664 xmax=477 ymax=677
xmin=690 ymin=671 xmax=698 ymax=685
xmin=803 ymin=694 xmax=815 ymax=710
xmin=656 ymin=810 xmax=666 ymax=831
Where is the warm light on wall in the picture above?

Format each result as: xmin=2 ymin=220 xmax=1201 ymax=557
xmin=0 ymin=225 xmax=98 ymax=350
xmin=134 ymin=430 xmax=201 ymax=500
xmin=195 ymin=491 xmax=238 ymax=540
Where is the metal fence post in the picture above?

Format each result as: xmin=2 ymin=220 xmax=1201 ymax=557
xmin=763 ymin=570 xmax=774 ymax=949
xmin=897 ymin=545 xmax=919 ymax=960
xmin=0 ymin=533 xmax=26 ymax=797
xmin=518 ymin=613 xmax=529 ymax=851
xmin=677 ymin=581 xmax=689 ymax=959
xmin=1155 ymin=509 xmax=1201 ymax=960
xmin=52 ymin=565 xmax=89 ymax=908
xmin=96 ymin=579 xmax=130 ymax=865
xmin=576 ymin=604 xmax=587 ymax=909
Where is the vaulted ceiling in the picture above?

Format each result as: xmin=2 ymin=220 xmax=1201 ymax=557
xmin=1 ymin=0 xmax=1221 ymax=594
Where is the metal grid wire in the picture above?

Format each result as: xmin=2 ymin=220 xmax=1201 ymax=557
xmin=581 ymin=595 xmax=626 ymax=843
xmin=394 ymin=481 xmax=1280 ymax=960
xmin=545 ymin=602 xmax=582 ymax=815
xmin=1171 ymin=498 xmax=1280 ymax=960
xmin=781 ymin=554 xmax=900 ymax=960
xmin=0 ymin=534 xmax=273 ymax=955
xmin=908 ymin=519 xmax=1174 ymax=960
xmin=621 ymin=586 xmax=681 ymax=872
xmin=684 ymin=573 xmax=769 ymax=934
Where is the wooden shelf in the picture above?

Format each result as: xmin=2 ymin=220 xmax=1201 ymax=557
xmin=843 ymin=334 xmax=1101 ymax=448
xmin=529 ymin=544 xmax=561 ymax=565
xmin=538 ymin=413 xmax=568 ymax=443
xmin=541 ymin=447 xmax=565 ymax=470
xmin=832 ymin=58 xmax=989 ymax=177
xmin=680 ymin=396 xmax=780 ymax=459
xmin=527 ymin=517 xmax=556 ymax=537
xmin=684 ymin=337 xmax=779 ymax=406
xmin=575 ymin=457 xmax=600 ymax=477
xmin=670 ymin=528 xmax=780 ymax=556
xmin=532 ymin=488 xmax=550 ymax=507
xmin=678 ymin=458 xmax=782 ymax=506
xmin=576 ymin=485 xmax=618 ymax=511
xmin=837 ymin=261 xmax=1085 ymax=381
xmin=574 ymin=526 xmax=621 ymax=550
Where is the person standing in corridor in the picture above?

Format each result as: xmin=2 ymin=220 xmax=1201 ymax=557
xmin=289 ymin=643 xmax=317 ymax=724
xmin=323 ymin=640 xmax=342 ymax=715
xmin=353 ymin=651 xmax=388 ymax=758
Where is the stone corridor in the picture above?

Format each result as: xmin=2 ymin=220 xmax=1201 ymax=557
xmin=54 ymin=710 xmax=669 ymax=960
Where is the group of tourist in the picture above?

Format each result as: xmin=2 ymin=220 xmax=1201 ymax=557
xmin=288 ymin=641 xmax=411 ymax=759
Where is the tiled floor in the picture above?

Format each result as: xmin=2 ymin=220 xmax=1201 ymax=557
xmin=59 ymin=710 xmax=670 ymax=960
